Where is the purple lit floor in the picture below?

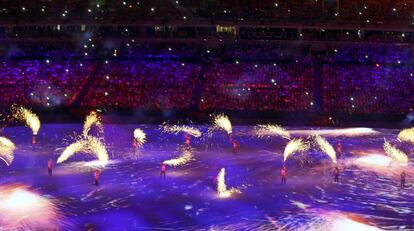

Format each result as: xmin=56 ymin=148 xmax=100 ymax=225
xmin=1 ymin=124 xmax=413 ymax=230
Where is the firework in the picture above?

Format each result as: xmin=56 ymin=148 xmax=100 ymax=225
xmin=0 ymin=184 xmax=61 ymax=229
xmin=255 ymin=124 xmax=290 ymax=139
xmin=57 ymin=136 xmax=109 ymax=168
xmin=383 ymin=139 xmax=408 ymax=165
xmin=82 ymin=111 xmax=103 ymax=137
xmin=283 ymin=138 xmax=310 ymax=162
xmin=162 ymin=125 xmax=202 ymax=137
xmin=163 ymin=148 xmax=193 ymax=167
xmin=397 ymin=127 xmax=414 ymax=144
xmin=0 ymin=137 xmax=15 ymax=166
xmin=12 ymin=106 xmax=40 ymax=135
xmin=212 ymin=114 xmax=232 ymax=134
xmin=133 ymin=128 xmax=147 ymax=146
xmin=314 ymin=135 xmax=337 ymax=163
xmin=216 ymin=168 xmax=241 ymax=198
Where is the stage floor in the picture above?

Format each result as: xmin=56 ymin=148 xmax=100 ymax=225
xmin=1 ymin=124 xmax=413 ymax=230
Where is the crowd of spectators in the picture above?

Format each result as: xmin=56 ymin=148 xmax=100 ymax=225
xmin=199 ymin=63 xmax=314 ymax=112
xmin=323 ymin=64 xmax=414 ymax=114
xmin=0 ymin=41 xmax=412 ymax=115
xmin=0 ymin=61 xmax=35 ymax=106
xmin=33 ymin=60 xmax=94 ymax=106
xmin=0 ymin=1 xmax=412 ymax=116
xmin=0 ymin=60 xmax=94 ymax=107
xmin=81 ymin=60 xmax=200 ymax=109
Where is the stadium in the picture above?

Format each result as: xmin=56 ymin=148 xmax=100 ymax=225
xmin=0 ymin=0 xmax=413 ymax=230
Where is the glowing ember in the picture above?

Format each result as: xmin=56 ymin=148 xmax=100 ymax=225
xmin=217 ymin=168 xmax=241 ymax=198
xmin=397 ymin=127 xmax=414 ymax=144
xmin=314 ymin=135 xmax=337 ymax=163
xmin=0 ymin=184 xmax=61 ymax=229
xmin=163 ymin=148 xmax=193 ymax=167
xmin=12 ymin=106 xmax=40 ymax=135
xmin=162 ymin=125 xmax=202 ymax=137
xmin=255 ymin=124 xmax=290 ymax=139
xmin=133 ymin=128 xmax=147 ymax=146
xmin=82 ymin=111 xmax=103 ymax=137
xmin=57 ymin=136 xmax=109 ymax=168
xmin=212 ymin=114 xmax=232 ymax=134
xmin=383 ymin=139 xmax=408 ymax=165
xmin=283 ymin=138 xmax=309 ymax=162
xmin=0 ymin=137 xmax=15 ymax=166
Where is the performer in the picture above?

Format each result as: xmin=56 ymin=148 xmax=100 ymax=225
xmin=132 ymin=138 xmax=139 ymax=154
xmin=401 ymin=171 xmax=406 ymax=188
xmin=281 ymin=165 xmax=287 ymax=184
xmin=160 ymin=163 xmax=166 ymax=178
xmin=47 ymin=159 xmax=53 ymax=176
xmin=94 ymin=169 xmax=101 ymax=186
xmin=334 ymin=166 xmax=340 ymax=183
xmin=336 ymin=142 xmax=342 ymax=159
xmin=184 ymin=133 xmax=191 ymax=146
xmin=231 ymin=139 xmax=240 ymax=154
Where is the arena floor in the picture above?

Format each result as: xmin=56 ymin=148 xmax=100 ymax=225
xmin=1 ymin=124 xmax=413 ymax=230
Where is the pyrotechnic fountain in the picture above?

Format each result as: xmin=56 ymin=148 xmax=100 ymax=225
xmin=58 ymin=112 xmax=109 ymax=168
xmin=216 ymin=168 xmax=241 ymax=198
xmin=289 ymin=127 xmax=380 ymax=137
xmin=57 ymin=136 xmax=109 ymax=168
xmin=212 ymin=114 xmax=233 ymax=134
xmin=383 ymin=139 xmax=408 ymax=165
xmin=82 ymin=111 xmax=103 ymax=138
xmin=283 ymin=138 xmax=310 ymax=162
xmin=12 ymin=106 xmax=40 ymax=144
xmin=314 ymin=135 xmax=337 ymax=163
xmin=163 ymin=147 xmax=194 ymax=167
xmin=162 ymin=124 xmax=202 ymax=137
xmin=397 ymin=127 xmax=414 ymax=144
xmin=133 ymin=128 xmax=147 ymax=147
xmin=255 ymin=124 xmax=291 ymax=139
